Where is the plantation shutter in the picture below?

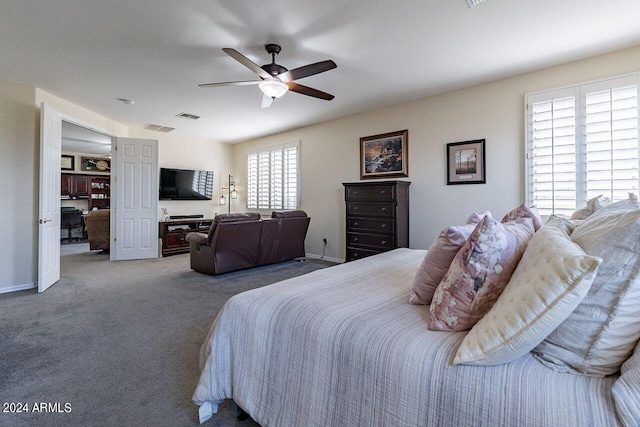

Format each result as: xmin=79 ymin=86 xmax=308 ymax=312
xmin=526 ymin=74 xmax=640 ymax=216
xmin=246 ymin=142 xmax=300 ymax=210
xmin=527 ymin=89 xmax=578 ymax=216
xmin=583 ymin=83 xmax=639 ymax=202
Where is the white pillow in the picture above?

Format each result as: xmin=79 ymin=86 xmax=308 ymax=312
xmin=453 ymin=216 xmax=601 ymax=366
xmin=534 ymin=197 xmax=640 ymax=376
xmin=612 ymin=339 xmax=640 ymax=426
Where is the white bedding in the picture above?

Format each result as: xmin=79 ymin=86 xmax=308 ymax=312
xmin=193 ymin=248 xmax=621 ymax=426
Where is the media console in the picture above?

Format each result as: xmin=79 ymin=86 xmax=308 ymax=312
xmin=159 ymin=217 xmax=213 ymax=257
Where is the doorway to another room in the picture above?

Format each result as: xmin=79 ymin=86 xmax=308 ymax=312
xmin=60 ymin=121 xmax=113 ymax=257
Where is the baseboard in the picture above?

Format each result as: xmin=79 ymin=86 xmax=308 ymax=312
xmin=305 ymin=253 xmax=344 ymax=264
xmin=0 ymin=282 xmax=37 ymax=294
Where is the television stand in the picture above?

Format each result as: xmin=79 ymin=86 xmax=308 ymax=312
xmin=169 ymin=214 xmax=204 ymax=219
xmin=159 ymin=218 xmax=213 ymax=256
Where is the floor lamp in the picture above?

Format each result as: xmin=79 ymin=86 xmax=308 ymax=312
xmin=219 ymin=174 xmax=238 ymax=214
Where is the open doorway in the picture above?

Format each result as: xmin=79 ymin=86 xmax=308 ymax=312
xmin=60 ymin=121 xmax=114 ymax=257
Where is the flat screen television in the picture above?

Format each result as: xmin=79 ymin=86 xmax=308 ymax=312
xmin=159 ymin=168 xmax=214 ymax=200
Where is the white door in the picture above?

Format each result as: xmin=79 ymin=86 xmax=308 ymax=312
xmin=112 ymin=137 xmax=159 ymax=260
xmin=38 ymin=103 xmax=62 ymax=292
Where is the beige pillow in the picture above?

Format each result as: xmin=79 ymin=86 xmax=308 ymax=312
xmin=570 ymin=194 xmax=611 ymax=220
xmin=534 ymin=197 xmax=640 ymax=376
xmin=454 ymin=216 xmax=601 ymax=366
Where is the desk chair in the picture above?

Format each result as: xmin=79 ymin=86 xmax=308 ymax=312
xmin=61 ymin=210 xmax=83 ymax=242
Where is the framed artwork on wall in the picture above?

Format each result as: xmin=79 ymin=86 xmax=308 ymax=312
xmin=81 ymin=156 xmax=111 ymax=172
xmin=360 ymin=129 xmax=408 ymax=179
xmin=61 ymin=155 xmax=75 ymax=171
xmin=446 ymin=139 xmax=486 ymax=185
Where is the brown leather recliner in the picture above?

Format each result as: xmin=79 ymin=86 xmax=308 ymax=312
xmin=84 ymin=209 xmax=110 ymax=251
xmin=186 ymin=211 xmax=310 ymax=275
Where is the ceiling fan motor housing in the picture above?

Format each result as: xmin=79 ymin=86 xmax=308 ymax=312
xmin=262 ymin=44 xmax=288 ymax=77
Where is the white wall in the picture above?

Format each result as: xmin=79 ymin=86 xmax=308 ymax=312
xmin=234 ymin=45 xmax=640 ymax=261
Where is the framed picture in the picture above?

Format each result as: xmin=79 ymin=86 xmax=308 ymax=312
xmin=61 ymin=155 xmax=75 ymax=171
xmin=81 ymin=156 xmax=111 ymax=172
xmin=446 ymin=139 xmax=486 ymax=185
xmin=360 ymin=129 xmax=408 ymax=179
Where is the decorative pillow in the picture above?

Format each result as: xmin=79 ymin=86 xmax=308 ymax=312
xmin=428 ymin=215 xmax=535 ymax=331
xmin=612 ymin=339 xmax=640 ymax=426
xmin=533 ymin=197 xmax=640 ymax=376
xmin=570 ymin=194 xmax=611 ymax=220
xmin=454 ymin=216 xmax=601 ymax=365
xmin=501 ymin=203 xmax=543 ymax=231
xmin=409 ymin=211 xmax=490 ymax=305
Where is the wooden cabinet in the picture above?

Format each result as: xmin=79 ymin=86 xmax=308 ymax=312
xmin=159 ymin=218 xmax=213 ymax=257
xmin=89 ymin=177 xmax=110 ymax=210
xmin=61 ymin=173 xmax=90 ymax=198
xmin=343 ymin=181 xmax=410 ymax=262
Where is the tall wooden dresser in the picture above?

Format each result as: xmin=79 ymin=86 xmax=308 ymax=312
xmin=343 ymin=180 xmax=410 ymax=261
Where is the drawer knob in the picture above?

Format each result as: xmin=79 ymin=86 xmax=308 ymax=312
xmin=381 ymin=240 xmax=387 ymax=245
xmin=353 ymin=206 xmax=359 ymax=210
xmin=381 ymin=224 xmax=386 ymax=228
xmin=353 ymin=237 xmax=359 ymax=242
xmin=380 ymin=207 xmax=386 ymax=211
xmin=380 ymin=190 xmax=386 ymax=195
xmin=354 ymin=222 xmax=359 ymax=226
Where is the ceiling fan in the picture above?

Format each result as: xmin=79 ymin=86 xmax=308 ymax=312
xmin=199 ymin=44 xmax=337 ymax=108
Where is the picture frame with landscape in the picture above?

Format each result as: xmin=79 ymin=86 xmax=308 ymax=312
xmin=446 ymin=139 xmax=485 ymax=185
xmin=360 ymin=129 xmax=408 ymax=179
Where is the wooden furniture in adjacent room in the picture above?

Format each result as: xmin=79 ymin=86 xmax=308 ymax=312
xmin=61 ymin=173 xmax=110 ymax=210
xmin=61 ymin=173 xmax=90 ymax=198
xmin=343 ymin=180 xmax=410 ymax=261
xmin=159 ymin=218 xmax=213 ymax=257
xmin=89 ymin=176 xmax=110 ymax=210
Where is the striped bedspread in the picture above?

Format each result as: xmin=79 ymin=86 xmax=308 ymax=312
xmin=193 ymin=248 xmax=621 ymax=426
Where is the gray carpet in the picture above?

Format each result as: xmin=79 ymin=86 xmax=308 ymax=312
xmin=0 ymin=249 xmax=335 ymax=427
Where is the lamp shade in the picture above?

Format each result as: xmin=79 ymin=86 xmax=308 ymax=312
xmin=219 ymin=194 xmax=226 ymax=205
xmin=259 ymin=79 xmax=289 ymax=99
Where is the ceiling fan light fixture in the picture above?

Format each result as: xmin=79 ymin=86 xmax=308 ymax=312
xmin=259 ymin=79 xmax=289 ymax=99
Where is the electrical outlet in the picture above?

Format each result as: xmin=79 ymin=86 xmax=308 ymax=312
xmin=323 ymin=238 xmax=328 ymax=246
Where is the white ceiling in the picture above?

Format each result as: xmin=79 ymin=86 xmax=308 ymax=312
xmin=1 ymin=0 xmax=640 ymax=144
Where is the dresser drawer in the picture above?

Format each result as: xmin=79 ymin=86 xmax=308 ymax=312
xmin=346 ymin=247 xmax=385 ymax=261
xmin=347 ymin=217 xmax=394 ymax=234
xmin=348 ymin=232 xmax=394 ymax=249
xmin=345 ymin=185 xmax=395 ymax=201
xmin=347 ymin=202 xmax=395 ymax=217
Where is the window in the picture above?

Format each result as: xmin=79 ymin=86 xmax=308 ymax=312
xmin=526 ymin=74 xmax=639 ymax=216
xmin=247 ymin=141 xmax=300 ymax=210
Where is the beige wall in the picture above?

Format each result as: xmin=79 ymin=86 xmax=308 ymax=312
xmin=234 ymin=45 xmax=640 ymax=261
xmin=128 ymin=127 xmax=234 ymax=219
xmin=0 ymin=80 xmax=38 ymax=290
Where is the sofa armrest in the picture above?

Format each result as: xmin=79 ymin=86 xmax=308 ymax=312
xmin=186 ymin=232 xmax=208 ymax=245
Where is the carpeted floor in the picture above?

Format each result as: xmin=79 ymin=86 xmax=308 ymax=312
xmin=0 ymin=248 xmax=335 ymax=426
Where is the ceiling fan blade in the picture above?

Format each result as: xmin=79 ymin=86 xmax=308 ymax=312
xmin=278 ymin=60 xmax=337 ymax=83
xmin=199 ymin=80 xmax=261 ymax=88
xmin=261 ymin=94 xmax=273 ymax=109
xmin=222 ymin=48 xmax=272 ymax=80
xmin=286 ymin=82 xmax=335 ymax=101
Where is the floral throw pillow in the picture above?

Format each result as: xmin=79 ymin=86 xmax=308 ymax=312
xmin=501 ymin=203 xmax=542 ymax=231
xmin=428 ymin=215 xmax=535 ymax=332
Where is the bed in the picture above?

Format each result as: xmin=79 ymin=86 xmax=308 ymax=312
xmin=193 ymin=248 xmax=624 ymax=426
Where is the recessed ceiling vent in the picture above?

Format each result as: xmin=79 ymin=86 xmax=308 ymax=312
xmin=466 ymin=0 xmax=487 ymax=7
xmin=176 ymin=112 xmax=200 ymax=120
xmin=142 ymin=123 xmax=175 ymax=133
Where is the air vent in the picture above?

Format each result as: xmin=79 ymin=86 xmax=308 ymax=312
xmin=466 ymin=0 xmax=487 ymax=7
xmin=142 ymin=123 xmax=175 ymax=133
xmin=176 ymin=112 xmax=200 ymax=120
